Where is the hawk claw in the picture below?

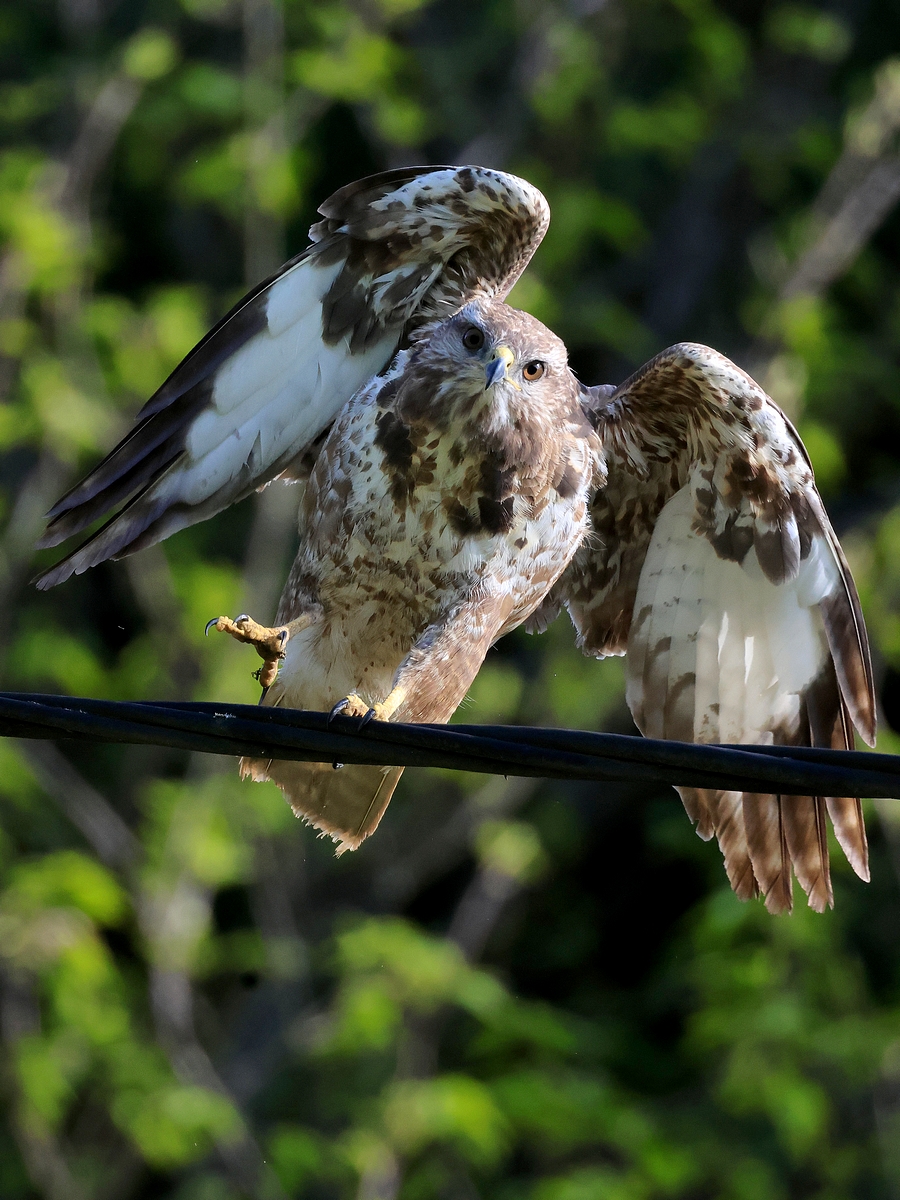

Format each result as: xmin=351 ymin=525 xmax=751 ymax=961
xmin=328 ymin=693 xmax=380 ymax=726
xmin=328 ymin=685 xmax=406 ymax=727
xmin=207 ymin=613 xmax=290 ymax=690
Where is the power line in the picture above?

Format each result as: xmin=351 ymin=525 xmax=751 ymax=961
xmin=0 ymin=692 xmax=897 ymax=798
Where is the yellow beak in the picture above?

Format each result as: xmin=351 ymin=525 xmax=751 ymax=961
xmin=485 ymin=345 xmax=519 ymax=390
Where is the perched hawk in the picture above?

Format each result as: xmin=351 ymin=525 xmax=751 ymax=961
xmin=36 ymin=166 xmax=876 ymax=913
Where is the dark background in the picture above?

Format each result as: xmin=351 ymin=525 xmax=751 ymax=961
xmin=2 ymin=0 xmax=900 ymax=1196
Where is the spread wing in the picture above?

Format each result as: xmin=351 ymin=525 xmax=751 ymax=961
xmin=548 ymin=343 xmax=876 ymax=913
xmin=35 ymin=165 xmax=549 ymax=588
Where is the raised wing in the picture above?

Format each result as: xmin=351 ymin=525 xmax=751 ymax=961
xmin=35 ymin=165 xmax=549 ymax=588
xmin=550 ymin=343 xmax=876 ymax=913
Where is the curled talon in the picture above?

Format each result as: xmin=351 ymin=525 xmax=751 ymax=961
xmin=204 ymin=617 xmax=218 ymax=637
xmin=328 ymin=693 xmax=372 ymax=724
xmin=325 ymin=689 xmax=402 ymax=728
xmin=206 ymin=612 xmax=293 ymax=690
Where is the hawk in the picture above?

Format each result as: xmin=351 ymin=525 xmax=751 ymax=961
xmin=35 ymin=166 xmax=876 ymax=913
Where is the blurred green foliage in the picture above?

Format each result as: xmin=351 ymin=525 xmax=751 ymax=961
xmin=2 ymin=0 xmax=900 ymax=1196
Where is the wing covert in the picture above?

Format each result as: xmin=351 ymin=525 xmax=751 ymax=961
xmin=36 ymin=165 xmax=549 ymax=588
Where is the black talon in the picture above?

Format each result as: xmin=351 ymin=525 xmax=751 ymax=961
xmin=204 ymin=617 xmax=220 ymax=638
xmin=235 ymin=613 xmax=249 ymax=624
xmin=279 ymin=629 xmax=288 ymax=644
xmin=328 ymin=699 xmax=349 ymax=725
xmin=359 ymin=708 xmax=377 ymax=728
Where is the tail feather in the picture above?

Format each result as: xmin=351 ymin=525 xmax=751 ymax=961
xmin=241 ymin=756 xmax=404 ymax=852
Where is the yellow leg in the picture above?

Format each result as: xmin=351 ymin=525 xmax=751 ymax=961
xmin=329 ymin=684 xmax=408 ymax=725
xmin=207 ymin=611 xmax=318 ymax=689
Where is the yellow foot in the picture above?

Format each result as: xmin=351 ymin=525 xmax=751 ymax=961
xmin=328 ymin=686 xmax=407 ymax=726
xmin=206 ymin=613 xmax=289 ymax=689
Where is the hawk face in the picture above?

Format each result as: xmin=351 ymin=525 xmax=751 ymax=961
xmin=402 ymin=298 xmax=577 ymax=433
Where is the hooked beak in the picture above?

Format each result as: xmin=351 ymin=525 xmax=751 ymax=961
xmin=485 ymin=345 xmax=517 ymax=389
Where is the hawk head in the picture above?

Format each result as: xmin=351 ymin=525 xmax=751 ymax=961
xmin=401 ymin=298 xmax=579 ymax=431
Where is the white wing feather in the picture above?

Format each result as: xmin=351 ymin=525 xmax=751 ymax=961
xmin=36 ymin=165 xmax=549 ymax=588
xmin=626 ymin=483 xmax=841 ymax=748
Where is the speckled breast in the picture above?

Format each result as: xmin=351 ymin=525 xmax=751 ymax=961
xmin=298 ymin=381 xmax=594 ymax=655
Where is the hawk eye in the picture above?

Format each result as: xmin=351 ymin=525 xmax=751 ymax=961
xmin=522 ymin=360 xmax=545 ymax=382
xmin=462 ymin=326 xmax=485 ymax=351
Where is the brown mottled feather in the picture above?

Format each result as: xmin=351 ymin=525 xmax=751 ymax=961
xmin=36 ymin=167 xmax=550 ymax=589
xmin=550 ymin=342 xmax=876 ymax=912
xmin=743 ymin=794 xmax=794 ymax=914
xmin=781 ymin=796 xmax=831 ymax=913
xmin=241 ymin=299 xmax=599 ymax=848
xmin=677 ymin=787 xmax=759 ymax=900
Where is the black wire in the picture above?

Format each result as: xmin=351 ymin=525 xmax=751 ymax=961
xmin=0 ymin=692 xmax=897 ymax=798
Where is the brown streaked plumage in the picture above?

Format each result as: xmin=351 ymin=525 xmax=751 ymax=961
xmin=242 ymin=299 xmax=599 ymax=848
xmin=35 ymin=168 xmax=878 ymax=910
xmin=540 ymin=343 xmax=875 ymax=913
xmin=34 ymin=166 xmax=549 ymax=589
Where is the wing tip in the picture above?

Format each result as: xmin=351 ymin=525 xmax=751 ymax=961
xmin=35 ymin=525 xmax=67 ymax=551
xmin=762 ymin=878 xmax=794 ymax=915
xmin=32 ymin=567 xmax=63 ymax=591
xmin=32 ymin=553 xmax=90 ymax=591
xmin=858 ymin=711 xmax=877 ymax=749
xmin=805 ymin=886 xmax=832 ymax=914
xmin=854 ymin=859 xmax=872 ymax=884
